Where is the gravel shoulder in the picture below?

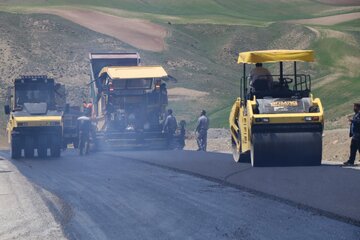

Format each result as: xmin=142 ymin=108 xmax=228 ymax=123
xmin=0 ymin=156 xmax=66 ymax=239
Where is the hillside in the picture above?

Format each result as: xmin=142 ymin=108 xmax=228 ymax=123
xmin=0 ymin=0 xmax=359 ymax=130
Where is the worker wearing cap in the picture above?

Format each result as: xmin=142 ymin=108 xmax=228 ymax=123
xmin=162 ymin=109 xmax=178 ymax=148
xmin=344 ymin=103 xmax=360 ymax=166
xmin=249 ymin=63 xmax=273 ymax=91
xmin=196 ymin=110 xmax=209 ymax=151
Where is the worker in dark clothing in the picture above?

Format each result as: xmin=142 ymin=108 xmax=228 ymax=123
xmin=344 ymin=103 xmax=360 ymax=166
xmin=82 ymin=100 xmax=87 ymax=111
xmin=195 ymin=110 xmax=209 ymax=151
xmin=162 ymin=109 xmax=177 ymax=149
xmin=77 ymin=108 xmax=92 ymax=156
xmin=179 ymin=120 xmax=186 ymax=149
xmin=160 ymin=83 xmax=168 ymax=105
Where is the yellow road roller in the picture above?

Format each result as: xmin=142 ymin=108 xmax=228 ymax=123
xmin=4 ymin=75 xmax=64 ymax=159
xmin=229 ymin=50 xmax=324 ymax=167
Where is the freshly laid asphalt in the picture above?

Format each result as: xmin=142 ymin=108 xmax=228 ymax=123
xmin=0 ymin=150 xmax=359 ymax=239
xmin=113 ymin=150 xmax=360 ymax=224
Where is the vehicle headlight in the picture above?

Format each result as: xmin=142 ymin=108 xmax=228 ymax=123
xmin=255 ymin=118 xmax=270 ymax=123
xmin=304 ymin=116 xmax=319 ymax=121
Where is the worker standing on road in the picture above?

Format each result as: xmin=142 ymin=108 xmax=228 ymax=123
xmin=77 ymin=108 xmax=92 ymax=156
xmin=344 ymin=103 xmax=360 ymax=166
xmin=195 ymin=110 xmax=209 ymax=151
xmin=162 ymin=109 xmax=177 ymax=149
xmin=87 ymin=100 xmax=97 ymax=120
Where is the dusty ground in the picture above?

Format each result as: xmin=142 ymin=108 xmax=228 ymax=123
xmin=288 ymin=12 xmax=360 ymax=25
xmin=185 ymin=128 xmax=354 ymax=163
xmin=33 ymin=8 xmax=167 ymax=52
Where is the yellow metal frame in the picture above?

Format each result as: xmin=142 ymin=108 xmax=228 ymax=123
xmin=14 ymin=116 xmax=62 ymax=127
xmin=7 ymin=115 xmax=63 ymax=143
xmin=247 ymin=94 xmax=324 ymax=125
xmin=99 ymin=66 xmax=168 ymax=79
xmin=238 ymin=49 xmax=314 ymax=64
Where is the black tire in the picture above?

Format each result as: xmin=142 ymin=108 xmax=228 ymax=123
xmin=251 ymin=132 xmax=322 ymax=167
xmin=78 ymin=135 xmax=84 ymax=156
xmin=24 ymin=137 xmax=34 ymax=158
xmin=38 ymin=136 xmax=47 ymax=158
xmin=73 ymin=138 xmax=79 ymax=149
xmin=11 ymin=137 xmax=21 ymax=159
xmin=50 ymin=135 xmax=61 ymax=158
xmin=51 ymin=146 xmax=61 ymax=158
xmin=62 ymin=141 xmax=68 ymax=150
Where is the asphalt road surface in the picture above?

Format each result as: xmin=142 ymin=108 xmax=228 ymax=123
xmin=0 ymin=150 xmax=359 ymax=240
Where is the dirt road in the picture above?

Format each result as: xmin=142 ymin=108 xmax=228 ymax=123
xmin=0 ymin=150 xmax=359 ymax=239
xmin=33 ymin=8 xmax=167 ymax=52
xmin=287 ymin=12 xmax=360 ymax=25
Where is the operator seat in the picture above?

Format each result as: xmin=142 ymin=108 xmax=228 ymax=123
xmin=252 ymin=79 xmax=271 ymax=92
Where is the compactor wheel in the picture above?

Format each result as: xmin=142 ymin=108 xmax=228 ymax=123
xmin=51 ymin=147 xmax=61 ymax=158
xmin=24 ymin=137 xmax=34 ymax=158
xmin=250 ymin=132 xmax=322 ymax=167
xmin=11 ymin=137 xmax=21 ymax=159
xmin=73 ymin=138 xmax=79 ymax=149
xmin=38 ymin=136 xmax=47 ymax=158
xmin=50 ymin=136 xmax=61 ymax=158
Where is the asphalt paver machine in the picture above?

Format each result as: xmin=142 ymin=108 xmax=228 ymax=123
xmin=89 ymin=52 xmax=185 ymax=150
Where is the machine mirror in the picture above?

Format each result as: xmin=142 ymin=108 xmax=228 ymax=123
xmin=65 ymin=103 xmax=70 ymax=113
xmin=4 ymin=105 xmax=10 ymax=115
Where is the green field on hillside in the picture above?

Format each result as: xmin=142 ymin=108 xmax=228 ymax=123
xmin=1 ymin=0 xmax=359 ymax=24
xmin=0 ymin=0 xmax=359 ymax=129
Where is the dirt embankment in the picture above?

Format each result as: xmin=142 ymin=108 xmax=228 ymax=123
xmin=33 ymin=8 xmax=167 ymax=52
xmin=0 ymin=11 xmax=142 ymax=105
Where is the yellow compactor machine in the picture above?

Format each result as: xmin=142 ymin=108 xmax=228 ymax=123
xmin=229 ymin=50 xmax=324 ymax=167
xmin=4 ymin=75 xmax=64 ymax=159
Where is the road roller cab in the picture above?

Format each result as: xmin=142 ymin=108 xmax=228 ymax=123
xmin=229 ymin=50 xmax=324 ymax=167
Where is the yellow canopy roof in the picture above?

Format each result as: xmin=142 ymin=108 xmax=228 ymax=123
xmin=238 ymin=50 xmax=314 ymax=64
xmin=99 ymin=66 xmax=168 ymax=79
